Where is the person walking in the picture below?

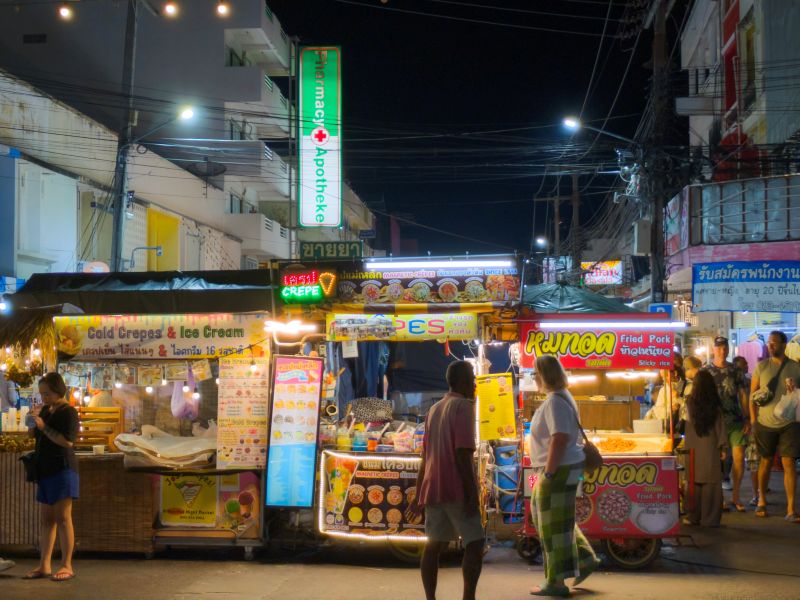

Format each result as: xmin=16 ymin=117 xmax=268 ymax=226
xmin=750 ymin=331 xmax=800 ymax=521
xmin=407 ymin=361 xmax=483 ymax=600
xmin=683 ymin=370 xmax=728 ymax=527
xmin=733 ymin=356 xmax=760 ymax=507
xmin=24 ymin=373 xmax=79 ymax=582
xmin=705 ymin=336 xmax=749 ymax=511
xmin=527 ymin=354 xmax=599 ymax=598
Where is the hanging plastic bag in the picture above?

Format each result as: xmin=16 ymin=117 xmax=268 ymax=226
xmin=170 ymin=380 xmax=199 ymax=421
xmin=773 ymin=389 xmax=800 ymax=423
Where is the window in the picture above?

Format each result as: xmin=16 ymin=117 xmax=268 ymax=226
xmin=702 ymin=185 xmax=721 ymax=244
xmin=229 ymin=194 xmax=243 ymax=214
xmin=743 ymin=179 xmax=765 ymax=242
xmin=720 ymin=182 xmax=744 ymax=243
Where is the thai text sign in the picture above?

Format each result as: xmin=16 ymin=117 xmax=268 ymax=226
xmin=319 ymin=450 xmax=425 ymax=540
xmin=54 ymin=314 xmax=269 ymax=359
xmin=266 ymin=356 xmax=323 ymax=508
xmin=327 ymin=313 xmax=478 ymax=342
xmin=476 ymin=373 xmax=517 ymax=440
xmin=524 ymin=457 xmax=680 ymax=538
xmin=299 ymin=46 xmax=342 ymax=227
xmin=581 ymin=260 xmax=623 ymax=285
xmin=299 ymin=241 xmax=362 ymax=259
xmin=519 ymin=323 xmax=673 ymax=370
xmin=337 ymin=266 xmax=519 ymax=304
xmin=692 ymin=261 xmax=800 ymax=313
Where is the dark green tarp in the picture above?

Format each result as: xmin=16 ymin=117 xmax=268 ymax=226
xmin=521 ymin=282 xmax=641 ymax=314
xmin=8 ymin=270 xmax=274 ymax=315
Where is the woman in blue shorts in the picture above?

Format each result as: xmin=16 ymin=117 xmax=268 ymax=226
xmin=25 ymin=373 xmax=79 ymax=582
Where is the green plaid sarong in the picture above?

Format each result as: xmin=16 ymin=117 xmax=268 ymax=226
xmin=531 ymin=462 xmax=597 ymax=584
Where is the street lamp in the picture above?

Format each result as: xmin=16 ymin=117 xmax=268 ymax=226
xmin=535 ymin=237 xmax=548 ymax=249
xmin=216 ymin=1 xmax=230 ymax=16
xmin=58 ymin=3 xmax=73 ymax=20
xmin=562 ymin=117 xmax=637 ymax=145
xmin=163 ymin=1 xmax=178 ymax=17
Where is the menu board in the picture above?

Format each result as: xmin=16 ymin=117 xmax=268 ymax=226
xmin=476 ymin=373 xmax=517 ymax=441
xmin=319 ymin=451 xmax=425 ymax=540
xmin=216 ymin=357 xmax=270 ymax=470
xmin=524 ymin=456 xmax=680 ymax=538
xmin=265 ymin=356 xmax=323 ymax=508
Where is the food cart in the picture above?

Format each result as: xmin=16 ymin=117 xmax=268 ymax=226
xmin=0 ymin=271 xmax=274 ymax=558
xmin=515 ymin=285 xmax=684 ymax=569
xmin=267 ymin=256 xmax=521 ymax=559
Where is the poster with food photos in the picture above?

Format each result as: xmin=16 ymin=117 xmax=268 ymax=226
xmin=476 ymin=373 xmax=516 ymax=440
xmin=265 ymin=356 xmax=323 ymax=508
xmin=318 ymin=450 xmax=426 ymax=539
xmin=216 ymin=356 xmax=270 ymax=470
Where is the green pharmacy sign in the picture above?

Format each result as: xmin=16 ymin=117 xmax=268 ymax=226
xmin=299 ymin=46 xmax=342 ymax=228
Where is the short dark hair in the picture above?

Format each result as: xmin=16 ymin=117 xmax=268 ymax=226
xmin=38 ymin=372 xmax=67 ymax=398
xmin=770 ymin=330 xmax=788 ymax=344
xmin=446 ymin=360 xmax=474 ymax=389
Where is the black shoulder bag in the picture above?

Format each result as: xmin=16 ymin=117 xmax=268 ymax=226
xmin=752 ymin=359 xmax=788 ymax=407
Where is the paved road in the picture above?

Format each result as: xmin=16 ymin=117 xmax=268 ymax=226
xmin=2 ymin=478 xmax=799 ymax=599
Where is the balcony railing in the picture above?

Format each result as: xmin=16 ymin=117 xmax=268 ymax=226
xmin=689 ymin=175 xmax=800 ymax=246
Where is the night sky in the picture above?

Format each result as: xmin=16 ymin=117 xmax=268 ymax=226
xmin=271 ymin=0 xmax=662 ymax=255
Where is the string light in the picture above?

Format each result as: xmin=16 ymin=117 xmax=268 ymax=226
xmin=249 ymin=360 xmax=258 ymax=373
xmin=83 ymin=394 xmax=91 ymax=405
xmin=72 ymin=389 xmax=81 ymax=400
xmin=145 ymin=386 xmax=154 ymax=395
xmin=215 ymin=378 xmax=220 ymax=385
xmin=182 ymin=384 xmax=190 ymax=393
xmin=161 ymin=378 xmax=168 ymax=386
xmin=192 ymin=388 xmax=200 ymax=400
xmin=114 ymin=381 xmax=123 ymax=389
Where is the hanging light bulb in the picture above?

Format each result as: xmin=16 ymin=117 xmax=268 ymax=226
xmin=215 ymin=377 xmax=220 ymax=385
xmin=145 ymin=386 xmax=154 ymax=395
xmin=72 ymin=389 xmax=81 ymax=400
xmin=249 ymin=359 xmax=258 ymax=373
xmin=0 ymin=364 xmax=7 ymax=372
xmin=114 ymin=381 xmax=123 ymax=389
xmin=32 ymin=348 xmax=41 ymax=357
xmin=161 ymin=378 xmax=168 ymax=386
xmin=83 ymin=394 xmax=91 ymax=405
xmin=58 ymin=3 xmax=73 ymax=20
xmin=216 ymin=0 xmax=230 ymax=16
xmin=192 ymin=388 xmax=200 ymax=400
xmin=182 ymin=384 xmax=190 ymax=393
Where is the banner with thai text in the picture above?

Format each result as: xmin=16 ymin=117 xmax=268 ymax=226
xmin=692 ymin=261 xmax=800 ymax=313
xmin=519 ymin=323 xmax=673 ymax=370
xmin=54 ymin=314 xmax=269 ymax=360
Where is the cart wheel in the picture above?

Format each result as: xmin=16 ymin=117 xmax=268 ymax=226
xmin=601 ymin=538 xmax=661 ymax=570
xmin=515 ymin=536 xmax=542 ymax=564
xmin=244 ymin=547 xmax=255 ymax=561
xmin=387 ymin=540 xmax=425 ymax=564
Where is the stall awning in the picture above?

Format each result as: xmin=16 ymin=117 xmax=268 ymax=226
xmin=8 ymin=270 xmax=274 ymax=315
xmin=521 ymin=282 xmax=640 ymax=314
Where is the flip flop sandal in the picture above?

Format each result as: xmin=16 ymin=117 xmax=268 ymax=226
xmin=734 ymin=503 xmax=746 ymax=512
xmin=531 ymin=583 xmax=571 ymax=597
xmin=50 ymin=570 xmax=75 ymax=582
xmin=755 ymin=506 xmax=767 ymax=518
xmin=783 ymin=513 xmax=800 ymax=523
xmin=23 ymin=570 xmax=51 ymax=579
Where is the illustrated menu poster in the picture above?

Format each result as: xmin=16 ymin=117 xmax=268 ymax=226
xmin=266 ymin=356 xmax=323 ymax=508
xmin=523 ymin=457 xmax=680 ymax=537
xmin=160 ymin=474 xmax=218 ymax=527
xmin=218 ymin=472 xmax=261 ymax=539
xmin=319 ymin=450 xmax=425 ymax=539
xmin=216 ymin=356 xmax=270 ymax=470
xmin=476 ymin=373 xmax=517 ymax=441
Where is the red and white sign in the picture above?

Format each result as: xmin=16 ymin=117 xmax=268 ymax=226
xmin=519 ymin=323 xmax=674 ymax=370
xmin=581 ymin=260 xmax=623 ymax=285
xmin=524 ymin=456 xmax=680 ymax=538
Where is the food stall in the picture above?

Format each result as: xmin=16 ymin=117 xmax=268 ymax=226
xmin=515 ymin=283 xmax=685 ymax=569
xmin=268 ymin=256 xmax=521 ymax=557
xmin=1 ymin=271 xmax=274 ymax=558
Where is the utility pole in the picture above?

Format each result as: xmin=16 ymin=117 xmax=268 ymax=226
xmin=534 ymin=194 xmax=570 ymax=259
xmin=645 ymin=0 xmax=669 ymax=303
xmin=110 ymin=0 xmax=139 ymax=272
xmin=569 ymin=172 xmax=582 ymax=276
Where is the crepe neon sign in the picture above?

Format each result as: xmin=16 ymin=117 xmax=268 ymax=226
xmin=280 ymin=271 xmax=337 ymax=303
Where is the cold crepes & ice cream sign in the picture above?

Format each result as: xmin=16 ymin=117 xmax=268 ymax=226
xmin=519 ymin=323 xmax=674 ymax=370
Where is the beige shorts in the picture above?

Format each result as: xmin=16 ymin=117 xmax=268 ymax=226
xmin=424 ymin=503 xmax=484 ymax=545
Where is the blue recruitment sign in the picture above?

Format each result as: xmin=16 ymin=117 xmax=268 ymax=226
xmin=692 ymin=261 xmax=800 ymax=313
xmin=358 ymin=229 xmax=376 ymax=240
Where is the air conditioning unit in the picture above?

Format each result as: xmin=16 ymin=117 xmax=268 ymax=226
xmin=632 ymin=219 xmax=651 ymax=256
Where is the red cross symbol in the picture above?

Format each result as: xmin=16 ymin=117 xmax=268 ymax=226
xmin=311 ymin=126 xmax=330 ymax=146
